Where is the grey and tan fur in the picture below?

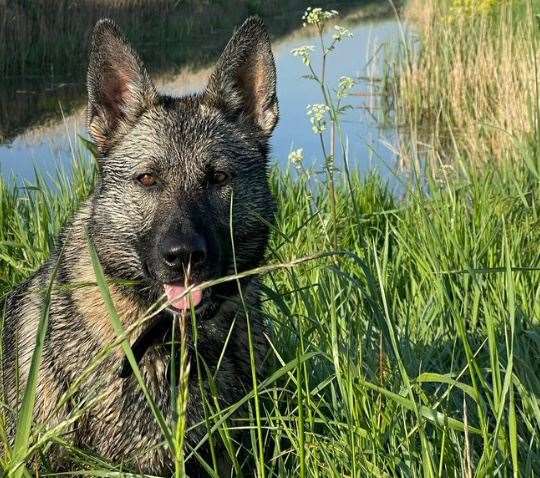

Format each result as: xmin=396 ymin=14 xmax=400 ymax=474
xmin=2 ymin=16 xmax=278 ymax=475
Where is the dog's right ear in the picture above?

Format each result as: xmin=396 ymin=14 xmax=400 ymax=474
xmin=205 ymin=17 xmax=278 ymax=138
xmin=87 ymin=19 xmax=156 ymax=154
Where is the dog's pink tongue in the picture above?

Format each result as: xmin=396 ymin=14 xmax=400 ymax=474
xmin=164 ymin=283 xmax=202 ymax=310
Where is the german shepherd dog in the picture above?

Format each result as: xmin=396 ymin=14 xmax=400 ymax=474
xmin=2 ymin=16 xmax=277 ymax=475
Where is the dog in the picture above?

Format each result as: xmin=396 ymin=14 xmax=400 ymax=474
xmin=2 ymin=16 xmax=278 ymax=475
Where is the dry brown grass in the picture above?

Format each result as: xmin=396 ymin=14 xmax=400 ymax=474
xmin=392 ymin=0 xmax=539 ymax=170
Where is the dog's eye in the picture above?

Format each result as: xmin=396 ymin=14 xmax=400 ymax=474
xmin=137 ymin=173 xmax=156 ymax=188
xmin=211 ymin=171 xmax=229 ymax=186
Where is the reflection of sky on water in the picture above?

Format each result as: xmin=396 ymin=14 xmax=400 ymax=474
xmin=273 ymin=19 xmax=402 ymax=179
xmin=0 ymin=18 xmax=406 ymax=187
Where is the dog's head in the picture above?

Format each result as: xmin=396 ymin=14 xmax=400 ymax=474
xmin=86 ymin=18 xmax=277 ymax=315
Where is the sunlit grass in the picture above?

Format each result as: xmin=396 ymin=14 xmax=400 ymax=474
xmin=1 ymin=149 xmax=539 ymax=475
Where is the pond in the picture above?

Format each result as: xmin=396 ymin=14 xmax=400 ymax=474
xmin=0 ymin=2 xmax=408 ymax=187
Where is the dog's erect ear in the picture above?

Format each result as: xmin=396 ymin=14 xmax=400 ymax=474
xmin=87 ymin=19 xmax=156 ymax=153
xmin=205 ymin=17 xmax=278 ymax=137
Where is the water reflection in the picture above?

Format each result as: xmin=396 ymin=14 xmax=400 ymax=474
xmin=0 ymin=6 xmax=405 ymax=186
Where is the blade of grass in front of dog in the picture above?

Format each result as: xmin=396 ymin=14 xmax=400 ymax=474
xmin=10 ymin=257 xmax=61 ymax=478
xmin=85 ymin=232 xmax=175 ymax=453
xmin=175 ymin=312 xmax=195 ymax=478
xmin=0 ymin=301 xmax=12 ymax=463
xmin=43 ymin=471 xmax=163 ymax=477
xmin=228 ymin=192 xmax=265 ymax=477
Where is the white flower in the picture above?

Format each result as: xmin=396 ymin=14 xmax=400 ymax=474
xmin=306 ymin=103 xmax=330 ymax=134
xmin=291 ymin=45 xmax=315 ymax=65
xmin=302 ymin=7 xmax=339 ymax=28
xmin=337 ymin=76 xmax=355 ymax=98
xmin=333 ymin=25 xmax=353 ymax=42
xmin=288 ymin=148 xmax=304 ymax=168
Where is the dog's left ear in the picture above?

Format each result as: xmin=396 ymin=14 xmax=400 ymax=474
xmin=87 ymin=19 xmax=157 ymax=153
xmin=205 ymin=17 xmax=278 ymax=137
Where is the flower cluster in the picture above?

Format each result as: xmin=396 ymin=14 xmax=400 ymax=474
xmin=302 ymin=7 xmax=338 ymax=28
xmin=291 ymin=45 xmax=315 ymax=65
xmin=332 ymin=25 xmax=353 ymax=42
xmin=451 ymin=0 xmax=498 ymax=15
xmin=288 ymin=148 xmax=304 ymax=168
xmin=337 ymin=76 xmax=355 ymax=98
xmin=306 ymin=103 xmax=330 ymax=134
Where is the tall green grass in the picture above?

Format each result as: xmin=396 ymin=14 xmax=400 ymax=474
xmin=1 ymin=3 xmax=539 ymax=477
xmin=0 ymin=153 xmax=95 ymax=298
xmin=1 ymin=151 xmax=539 ymax=475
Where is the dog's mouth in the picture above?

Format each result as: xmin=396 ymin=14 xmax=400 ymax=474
xmin=163 ymin=282 xmax=203 ymax=312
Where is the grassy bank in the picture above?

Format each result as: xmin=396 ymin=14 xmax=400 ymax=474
xmin=1 ymin=147 xmax=539 ymax=475
xmin=1 ymin=2 xmax=540 ymax=476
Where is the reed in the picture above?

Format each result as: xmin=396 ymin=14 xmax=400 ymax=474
xmin=389 ymin=0 xmax=540 ymax=172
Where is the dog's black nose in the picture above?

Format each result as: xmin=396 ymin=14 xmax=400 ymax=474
xmin=160 ymin=234 xmax=207 ymax=271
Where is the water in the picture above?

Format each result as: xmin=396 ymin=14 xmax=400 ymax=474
xmin=0 ymin=8 xmax=405 ymax=186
